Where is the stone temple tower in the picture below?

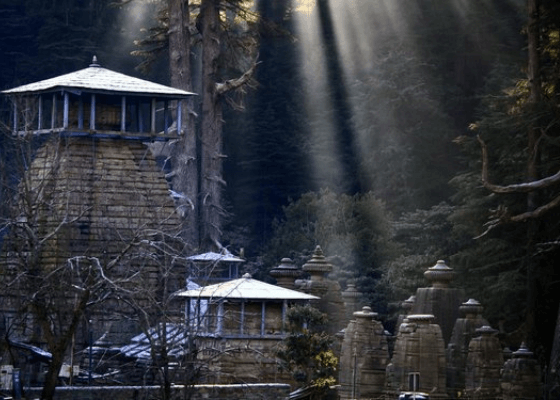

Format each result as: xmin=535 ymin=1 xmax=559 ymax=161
xmin=0 ymin=57 xmax=195 ymax=346
xmin=387 ymin=314 xmax=448 ymax=399
xmin=411 ymin=260 xmax=466 ymax=345
xmin=338 ymin=306 xmax=390 ymax=400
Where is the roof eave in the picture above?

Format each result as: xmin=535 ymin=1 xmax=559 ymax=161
xmin=2 ymin=86 xmax=195 ymax=99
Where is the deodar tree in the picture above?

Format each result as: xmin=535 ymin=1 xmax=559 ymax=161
xmin=456 ymin=0 xmax=560 ymax=376
xmin=133 ymin=0 xmax=259 ymax=251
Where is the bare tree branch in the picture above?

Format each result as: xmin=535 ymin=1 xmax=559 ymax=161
xmin=478 ymin=135 xmax=560 ymax=193
xmin=215 ymin=56 xmax=260 ymax=95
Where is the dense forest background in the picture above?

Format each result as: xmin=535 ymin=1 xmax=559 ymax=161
xmin=2 ymin=0 xmax=560 ymax=383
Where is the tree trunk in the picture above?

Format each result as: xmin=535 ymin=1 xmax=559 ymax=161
xmin=526 ymin=0 xmax=542 ymax=195
xmin=40 ymin=344 xmax=66 ymax=400
xmin=525 ymin=0 xmax=542 ymax=338
xmin=524 ymin=0 xmax=545 ymax=360
xmin=168 ymin=0 xmax=198 ymax=247
xmin=549 ymin=305 xmax=560 ymax=398
xmin=199 ymin=0 xmax=224 ymax=249
xmin=39 ymin=290 xmax=90 ymax=400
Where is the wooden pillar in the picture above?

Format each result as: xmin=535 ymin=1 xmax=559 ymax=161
xmin=51 ymin=93 xmax=57 ymax=130
xmin=240 ymin=301 xmax=245 ymax=335
xmin=217 ymin=301 xmax=224 ymax=335
xmin=121 ymin=96 xmax=126 ymax=132
xmin=151 ymin=98 xmax=156 ymax=133
xmin=261 ymin=302 xmax=266 ymax=336
xmin=163 ymin=100 xmax=169 ymax=135
xmin=78 ymin=97 xmax=84 ymax=129
xmin=90 ymin=94 xmax=96 ymax=130
xmin=196 ymin=297 xmax=202 ymax=332
xmin=63 ymin=92 xmax=69 ymax=129
xmin=282 ymin=300 xmax=288 ymax=333
xmin=12 ymin=101 xmax=17 ymax=132
xmin=138 ymin=101 xmax=144 ymax=133
xmin=38 ymin=96 xmax=43 ymax=131
xmin=177 ymin=100 xmax=182 ymax=135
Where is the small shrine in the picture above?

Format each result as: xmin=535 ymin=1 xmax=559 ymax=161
xmin=295 ymin=246 xmax=347 ymax=333
xmin=446 ymin=299 xmax=489 ymax=398
xmin=175 ymin=273 xmax=318 ymax=383
xmin=186 ymin=249 xmax=245 ymax=285
xmin=338 ymin=306 xmax=389 ymax=400
xmin=387 ymin=314 xmax=448 ymax=399
xmin=501 ymin=343 xmax=542 ymax=400
xmin=465 ymin=325 xmax=504 ymax=399
xmin=176 ymin=273 xmax=318 ymax=338
xmin=411 ymin=260 xmax=466 ymax=345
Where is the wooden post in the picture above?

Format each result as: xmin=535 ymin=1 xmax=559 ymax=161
xmin=217 ymin=301 xmax=224 ymax=335
xmin=78 ymin=96 xmax=84 ymax=129
xmin=261 ymin=302 xmax=266 ymax=336
xmin=38 ymin=96 xmax=43 ymax=131
xmin=177 ymin=100 xmax=182 ymax=135
xmin=138 ymin=101 xmax=144 ymax=133
xmin=240 ymin=301 xmax=245 ymax=335
xmin=63 ymin=92 xmax=69 ymax=129
xmin=12 ymin=101 xmax=17 ymax=133
xmin=197 ymin=297 xmax=201 ymax=330
xmin=90 ymin=94 xmax=96 ymax=130
xmin=164 ymin=100 xmax=169 ymax=135
xmin=151 ymin=98 xmax=156 ymax=133
xmin=121 ymin=96 xmax=126 ymax=132
xmin=51 ymin=93 xmax=56 ymax=130
xmin=282 ymin=300 xmax=288 ymax=333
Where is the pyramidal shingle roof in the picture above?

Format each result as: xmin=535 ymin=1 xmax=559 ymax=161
xmin=175 ymin=273 xmax=319 ymax=301
xmin=2 ymin=57 xmax=195 ymax=98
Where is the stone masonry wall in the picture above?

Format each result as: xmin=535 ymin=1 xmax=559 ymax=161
xmin=23 ymin=384 xmax=290 ymax=400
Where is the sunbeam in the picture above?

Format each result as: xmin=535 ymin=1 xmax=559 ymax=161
xmin=293 ymin=0 xmax=524 ymax=204
xmin=293 ymin=0 xmax=344 ymax=192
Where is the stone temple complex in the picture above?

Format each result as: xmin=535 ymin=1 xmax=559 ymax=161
xmin=0 ymin=60 xmax=546 ymax=399
xmin=336 ymin=260 xmax=543 ymax=400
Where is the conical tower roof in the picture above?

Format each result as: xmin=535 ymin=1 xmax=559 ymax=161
xmin=3 ymin=56 xmax=194 ymax=98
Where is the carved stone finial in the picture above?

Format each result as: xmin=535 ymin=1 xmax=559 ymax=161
xmin=513 ymin=342 xmax=534 ymax=358
xmin=353 ymin=305 xmax=378 ymax=319
xmin=460 ymin=298 xmax=484 ymax=318
xmin=407 ymin=314 xmax=435 ymax=324
xmin=476 ymin=325 xmax=498 ymax=335
xmin=302 ymin=245 xmax=333 ymax=278
xmin=402 ymin=295 xmax=416 ymax=312
xmin=270 ymin=258 xmax=301 ymax=288
xmin=342 ymin=283 xmax=362 ymax=299
xmin=90 ymin=55 xmax=100 ymax=67
xmin=424 ymin=259 xmax=455 ymax=288
xmin=270 ymin=258 xmax=300 ymax=277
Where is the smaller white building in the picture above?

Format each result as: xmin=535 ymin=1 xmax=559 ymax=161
xmin=176 ymin=273 xmax=318 ymax=338
xmin=174 ymin=273 xmax=319 ymax=384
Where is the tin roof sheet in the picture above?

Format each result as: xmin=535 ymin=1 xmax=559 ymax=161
xmin=186 ymin=250 xmax=245 ymax=263
xmin=175 ymin=274 xmax=319 ymax=301
xmin=2 ymin=61 xmax=195 ymax=98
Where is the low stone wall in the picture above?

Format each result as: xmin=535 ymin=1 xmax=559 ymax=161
xmin=23 ymin=383 xmax=291 ymax=400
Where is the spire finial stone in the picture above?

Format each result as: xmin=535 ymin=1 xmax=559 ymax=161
xmin=90 ymin=55 xmax=100 ymax=67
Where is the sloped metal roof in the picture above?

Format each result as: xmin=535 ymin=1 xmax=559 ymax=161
xmin=2 ymin=58 xmax=195 ymax=98
xmin=175 ymin=273 xmax=319 ymax=301
xmin=186 ymin=250 xmax=245 ymax=263
xmin=120 ymin=323 xmax=189 ymax=360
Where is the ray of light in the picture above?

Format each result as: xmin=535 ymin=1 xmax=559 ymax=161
xmin=293 ymin=0 xmax=345 ymax=192
xmin=294 ymin=0 xmax=525 ymax=199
